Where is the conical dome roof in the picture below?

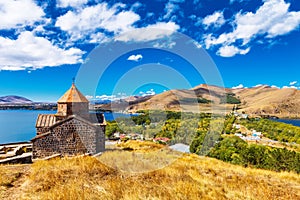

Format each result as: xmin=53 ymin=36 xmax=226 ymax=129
xmin=57 ymin=83 xmax=89 ymax=103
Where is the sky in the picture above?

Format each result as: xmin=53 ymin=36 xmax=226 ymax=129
xmin=0 ymin=0 xmax=299 ymax=102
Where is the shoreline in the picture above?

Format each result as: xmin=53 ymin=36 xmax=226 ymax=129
xmin=0 ymin=141 xmax=31 ymax=146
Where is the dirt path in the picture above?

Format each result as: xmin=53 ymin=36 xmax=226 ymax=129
xmin=0 ymin=164 xmax=31 ymax=200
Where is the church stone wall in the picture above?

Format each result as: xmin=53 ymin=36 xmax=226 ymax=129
xmin=33 ymin=118 xmax=105 ymax=159
xmin=36 ymin=127 xmax=50 ymax=135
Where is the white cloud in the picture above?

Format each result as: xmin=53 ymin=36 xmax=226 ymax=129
xmin=0 ymin=31 xmax=84 ymax=71
xmin=131 ymin=2 xmax=143 ymax=11
xmin=0 ymin=0 xmax=45 ymax=29
xmin=95 ymin=94 xmax=129 ymax=101
xmin=282 ymin=85 xmax=297 ymax=89
xmin=55 ymin=3 xmax=140 ymax=42
xmin=56 ymin=0 xmax=88 ymax=8
xmin=202 ymin=11 xmax=225 ymax=29
xmin=139 ymin=89 xmax=155 ymax=97
xmin=193 ymin=41 xmax=202 ymax=49
xmin=163 ymin=2 xmax=180 ymax=19
xmin=89 ymin=32 xmax=110 ymax=44
xmin=271 ymin=85 xmax=280 ymax=89
xmin=205 ymin=0 xmax=300 ymax=57
xmin=232 ymin=84 xmax=244 ymax=89
xmin=289 ymin=81 xmax=297 ymax=86
xmin=85 ymin=95 xmax=94 ymax=99
xmin=217 ymin=45 xmax=250 ymax=57
xmin=153 ymin=40 xmax=176 ymax=49
xmin=115 ymin=21 xmax=179 ymax=42
xmin=253 ymin=84 xmax=264 ymax=88
xmin=95 ymin=95 xmax=117 ymax=101
xmin=127 ymin=54 xmax=143 ymax=62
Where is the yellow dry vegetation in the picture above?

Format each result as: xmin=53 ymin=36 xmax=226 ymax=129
xmin=116 ymin=140 xmax=165 ymax=152
xmin=0 ymin=141 xmax=299 ymax=200
xmin=126 ymin=84 xmax=300 ymax=118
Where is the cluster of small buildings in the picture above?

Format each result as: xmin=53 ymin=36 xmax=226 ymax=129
xmin=112 ymin=132 xmax=144 ymax=141
xmin=233 ymin=112 xmax=248 ymax=119
xmin=111 ymin=132 xmax=171 ymax=144
xmin=233 ymin=123 xmax=263 ymax=141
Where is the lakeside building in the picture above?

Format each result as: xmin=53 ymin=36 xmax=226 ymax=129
xmin=31 ymin=83 xmax=106 ymax=159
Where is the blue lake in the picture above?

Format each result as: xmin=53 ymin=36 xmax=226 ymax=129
xmin=0 ymin=110 xmax=56 ymax=144
xmin=273 ymin=119 xmax=300 ymax=127
xmin=0 ymin=110 xmax=134 ymax=144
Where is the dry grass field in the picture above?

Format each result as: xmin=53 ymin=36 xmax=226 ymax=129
xmin=121 ymin=84 xmax=300 ymax=118
xmin=0 ymin=141 xmax=300 ymax=200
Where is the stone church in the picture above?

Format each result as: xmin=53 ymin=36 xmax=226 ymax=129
xmin=31 ymin=83 xmax=106 ymax=159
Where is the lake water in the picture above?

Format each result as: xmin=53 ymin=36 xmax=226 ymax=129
xmin=0 ymin=110 xmax=135 ymax=144
xmin=273 ymin=119 xmax=300 ymax=127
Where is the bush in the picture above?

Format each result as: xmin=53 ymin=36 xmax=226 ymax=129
xmin=207 ymin=136 xmax=300 ymax=173
xmin=220 ymin=93 xmax=241 ymax=104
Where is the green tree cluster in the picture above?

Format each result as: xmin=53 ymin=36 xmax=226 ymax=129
xmin=220 ymin=93 xmax=241 ymax=104
xmin=208 ymin=136 xmax=300 ymax=173
xmin=239 ymin=118 xmax=300 ymax=144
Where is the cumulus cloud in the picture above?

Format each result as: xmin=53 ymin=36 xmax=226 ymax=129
xmin=95 ymin=93 xmax=129 ymax=101
xmin=289 ymin=81 xmax=297 ymax=85
xmin=130 ymin=2 xmax=143 ymax=11
xmin=153 ymin=40 xmax=176 ymax=48
xmin=55 ymin=3 xmax=140 ymax=42
xmin=56 ymin=0 xmax=88 ymax=8
xmin=202 ymin=11 xmax=225 ymax=29
xmin=89 ymin=32 xmax=110 ymax=44
xmin=0 ymin=0 xmax=45 ymax=29
xmin=0 ymin=31 xmax=84 ymax=71
xmin=127 ymin=54 xmax=143 ymax=62
xmin=139 ymin=89 xmax=155 ymax=97
xmin=218 ymin=45 xmax=250 ymax=57
xmin=282 ymin=85 xmax=298 ymax=89
xmin=163 ymin=2 xmax=180 ymax=19
xmin=271 ymin=85 xmax=280 ymax=89
xmin=85 ymin=95 xmax=94 ymax=99
xmin=232 ymin=84 xmax=244 ymax=89
xmin=193 ymin=41 xmax=202 ymax=49
xmin=204 ymin=0 xmax=300 ymax=57
xmin=115 ymin=21 xmax=179 ymax=42
xmin=95 ymin=95 xmax=117 ymax=101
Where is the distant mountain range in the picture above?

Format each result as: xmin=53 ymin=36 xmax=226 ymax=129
xmin=95 ymin=84 xmax=300 ymax=118
xmin=0 ymin=95 xmax=33 ymax=104
xmin=2 ymin=84 xmax=300 ymax=118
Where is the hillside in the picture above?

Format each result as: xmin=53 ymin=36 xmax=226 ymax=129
xmin=0 ymin=141 xmax=299 ymax=200
xmin=116 ymin=84 xmax=300 ymax=118
xmin=0 ymin=95 xmax=32 ymax=104
xmin=232 ymin=85 xmax=300 ymax=118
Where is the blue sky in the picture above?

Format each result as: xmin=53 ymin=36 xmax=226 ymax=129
xmin=0 ymin=0 xmax=299 ymax=102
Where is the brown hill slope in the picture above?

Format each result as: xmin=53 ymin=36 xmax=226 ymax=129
xmin=1 ymin=142 xmax=299 ymax=199
xmin=233 ymin=85 xmax=300 ymax=118
xmin=125 ymin=84 xmax=300 ymax=118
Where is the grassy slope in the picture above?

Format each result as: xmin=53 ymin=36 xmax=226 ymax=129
xmin=0 ymin=141 xmax=300 ymax=200
xmin=234 ymin=86 xmax=300 ymax=117
xmin=125 ymin=84 xmax=300 ymax=118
